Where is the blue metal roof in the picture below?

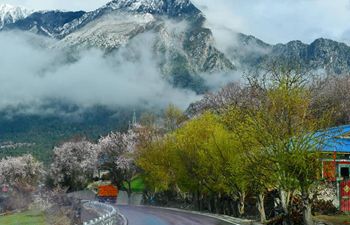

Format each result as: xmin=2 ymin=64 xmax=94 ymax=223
xmin=321 ymin=125 xmax=350 ymax=153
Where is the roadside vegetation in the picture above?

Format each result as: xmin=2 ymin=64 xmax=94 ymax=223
xmin=0 ymin=210 xmax=46 ymax=225
xmin=136 ymin=65 xmax=336 ymax=225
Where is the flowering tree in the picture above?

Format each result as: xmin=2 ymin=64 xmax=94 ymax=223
xmin=0 ymin=154 xmax=44 ymax=210
xmin=49 ymin=139 xmax=99 ymax=191
xmin=0 ymin=154 xmax=43 ymax=190
xmin=98 ymin=129 xmax=138 ymax=201
xmin=186 ymin=82 xmax=251 ymax=116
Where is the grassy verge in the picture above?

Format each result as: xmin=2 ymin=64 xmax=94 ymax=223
xmin=315 ymin=214 xmax=350 ymax=225
xmin=0 ymin=210 xmax=46 ymax=225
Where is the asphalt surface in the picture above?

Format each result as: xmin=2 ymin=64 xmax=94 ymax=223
xmin=118 ymin=205 xmax=237 ymax=225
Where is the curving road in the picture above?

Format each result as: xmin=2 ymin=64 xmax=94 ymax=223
xmin=118 ymin=205 xmax=240 ymax=225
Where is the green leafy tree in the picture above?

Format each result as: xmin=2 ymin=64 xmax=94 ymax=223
xmin=242 ymin=69 xmax=332 ymax=225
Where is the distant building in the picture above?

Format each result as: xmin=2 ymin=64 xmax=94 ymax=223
xmin=129 ymin=110 xmax=141 ymax=130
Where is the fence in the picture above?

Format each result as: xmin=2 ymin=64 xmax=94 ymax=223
xmin=82 ymin=201 xmax=127 ymax=225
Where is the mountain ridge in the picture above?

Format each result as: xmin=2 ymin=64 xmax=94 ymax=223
xmin=230 ymin=34 xmax=350 ymax=74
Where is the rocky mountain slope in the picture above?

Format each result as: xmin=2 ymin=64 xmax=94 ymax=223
xmin=4 ymin=10 xmax=85 ymax=37
xmin=229 ymin=33 xmax=350 ymax=75
xmin=2 ymin=0 xmax=234 ymax=92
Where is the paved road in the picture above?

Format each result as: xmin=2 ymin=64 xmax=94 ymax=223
xmin=118 ymin=205 xmax=238 ymax=225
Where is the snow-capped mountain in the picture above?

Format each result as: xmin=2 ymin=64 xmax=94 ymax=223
xmin=103 ymin=0 xmax=199 ymax=17
xmin=0 ymin=0 xmax=232 ymax=92
xmin=3 ymin=0 xmax=350 ymax=86
xmin=1 ymin=0 xmax=201 ymax=38
xmin=58 ymin=12 xmax=156 ymax=50
xmin=0 ymin=4 xmax=31 ymax=28
xmin=4 ymin=10 xmax=85 ymax=37
xmin=50 ymin=0 xmax=231 ymax=92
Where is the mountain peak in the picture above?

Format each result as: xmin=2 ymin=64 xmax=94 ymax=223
xmin=104 ymin=0 xmax=199 ymax=17
xmin=0 ymin=4 xmax=31 ymax=28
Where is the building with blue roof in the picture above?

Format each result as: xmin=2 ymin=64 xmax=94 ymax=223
xmin=321 ymin=125 xmax=350 ymax=183
xmin=322 ymin=124 xmax=350 ymax=153
xmin=316 ymin=125 xmax=350 ymax=211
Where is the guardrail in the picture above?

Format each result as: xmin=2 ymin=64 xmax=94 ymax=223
xmin=83 ymin=201 xmax=126 ymax=225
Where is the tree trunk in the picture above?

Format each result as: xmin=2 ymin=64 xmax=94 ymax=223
xmin=237 ymin=191 xmax=246 ymax=217
xmin=199 ymin=193 xmax=203 ymax=211
xmin=280 ymin=189 xmax=290 ymax=214
xmin=195 ymin=191 xmax=201 ymax=211
xmin=230 ymin=199 xmax=236 ymax=217
xmin=223 ymin=198 xmax=228 ymax=215
xmin=257 ymin=193 xmax=267 ymax=223
xmin=279 ymin=189 xmax=291 ymax=225
xmin=302 ymin=188 xmax=313 ymax=225
xmin=207 ymin=196 xmax=212 ymax=213
xmin=127 ymin=181 xmax=132 ymax=205
xmin=215 ymin=195 xmax=220 ymax=214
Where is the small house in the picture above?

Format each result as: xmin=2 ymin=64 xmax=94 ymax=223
xmin=321 ymin=125 xmax=350 ymax=181
xmin=320 ymin=125 xmax=350 ymax=211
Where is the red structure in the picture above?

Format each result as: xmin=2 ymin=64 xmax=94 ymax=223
xmin=340 ymin=180 xmax=350 ymax=212
xmin=97 ymin=185 xmax=119 ymax=203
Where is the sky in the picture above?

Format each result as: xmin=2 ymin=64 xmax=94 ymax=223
xmin=1 ymin=0 xmax=350 ymax=44
xmin=192 ymin=0 xmax=350 ymax=44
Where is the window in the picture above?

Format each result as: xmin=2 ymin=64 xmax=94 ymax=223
xmin=341 ymin=167 xmax=350 ymax=178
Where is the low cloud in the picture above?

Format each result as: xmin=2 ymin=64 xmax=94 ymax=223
xmin=0 ymin=31 xmax=201 ymax=116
